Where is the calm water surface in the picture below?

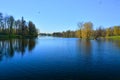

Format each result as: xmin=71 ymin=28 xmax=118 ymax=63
xmin=0 ymin=37 xmax=120 ymax=80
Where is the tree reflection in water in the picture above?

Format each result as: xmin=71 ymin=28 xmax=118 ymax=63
xmin=77 ymin=39 xmax=92 ymax=57
xmin=0 ymin=38 xmax=37 ymax=61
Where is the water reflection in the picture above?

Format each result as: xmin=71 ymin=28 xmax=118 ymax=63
xmin=76 ymin=39 xmax=93 ymax=70
xmin=107 ymin=39 xmax=120 ymax=48
xmin=76 ymin=39 xmax=120 ymax=80
xmin=0 ymin=39 xmax=37 ymax=61
xmin=76 ymin=39 xmax=120 ymax=66
xmin=77 ymin=39 xmax=120 ymax=56
xmin=77 ymin=39 xmax=92 ymax=57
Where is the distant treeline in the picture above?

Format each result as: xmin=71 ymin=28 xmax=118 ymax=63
xmin=52 ymin=30 xmax=76 ymax=37
xmin=40 ymin=33 xmax=52 ymax=36
xmin=0 ymin=12 xmax=38 ymax=38
xmin=53 ymin=22 xmax=120 ymax=39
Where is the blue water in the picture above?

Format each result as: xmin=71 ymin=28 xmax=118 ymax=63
xmin=0 ymin=37 xmax=120 ymax=80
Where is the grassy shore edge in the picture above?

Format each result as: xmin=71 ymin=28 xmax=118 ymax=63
xmin=0 ymin=35 xmax=38 ymax=39
xmin=105 ymin=36 xmax=120 ymax=40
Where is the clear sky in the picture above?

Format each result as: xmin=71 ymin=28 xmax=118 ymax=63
xmin=0 ymin=0 xmax=120 ymax=33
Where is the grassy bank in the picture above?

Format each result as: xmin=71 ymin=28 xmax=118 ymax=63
xmin=105 ymin=36 xmax=120 ymax=40
xmin=0 ymin=35 xmax=38 ymax=39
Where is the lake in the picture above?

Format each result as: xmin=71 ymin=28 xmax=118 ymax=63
xmin=0 ymin=37 xmax=120 ymax=80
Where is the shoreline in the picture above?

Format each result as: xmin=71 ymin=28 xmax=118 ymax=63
xmin=0 ymin=35 xmax=38 ymax=39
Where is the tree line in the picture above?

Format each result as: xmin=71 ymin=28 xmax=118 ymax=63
xmin=53 ymin=30 xmax=76 ymax=37
xmin=53 ymin=22 xmax=120 ymax=39
xmin=0 ymin=12 xmax=38 ymax=38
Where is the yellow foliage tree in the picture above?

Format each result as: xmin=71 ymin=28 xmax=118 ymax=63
xmin=76 ymin=22 xmax=83 ymax=38
xmin=106 ymin=28 xmax=111 ymax=37
xmin=76 ymin=30 xmax=81 ymax=38
xmin=113 ymin=26 xmax=120 ymax=36
xmin=81 ymin=22 xmax=93 ymax=39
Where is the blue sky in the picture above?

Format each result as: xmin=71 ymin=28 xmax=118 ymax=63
xmin=0 ymin=0 xmax=120 ymax=33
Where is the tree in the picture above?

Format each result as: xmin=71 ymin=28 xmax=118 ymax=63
xmin=106 ymin=28 xmax=111 ymax=37
xmin=76 ymin=22 xmax=83 ymax=38
xmin=16 ymin=19 xmax=21 ymax=35
xmin=94 ymin=26 xmax=103 ymax=39
xmin=81 ymin=22 xmax=93 ymax=39
xmin=1 ymin=21 xmax=4 ymax=34
xmin=8 ymin=16 xmax=14 ymax=35
xmin=0 ymin=13 xmax=3 ymax=32
xmin=21 ymin=17 xmax=26 ymax=36
xmin=101 ymin=28 xmax=106 ymax=37
xmin=4 ymin=16 xmax=9 ymax=34
xmin=113 ymin=26 xmax=120 ymax=36
xmin=15 ymin=20 xmax=21 ymax=34
xmin=28 ymin=21 xmax=37 ymax=36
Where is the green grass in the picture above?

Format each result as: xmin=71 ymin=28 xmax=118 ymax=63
xmin=0 ymin=35 xmax=38 ymax=39
xmin=106 ymin=36 xmax=120 ymax=40
xmin=0 ymin=35 xmax=21 ymax=39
